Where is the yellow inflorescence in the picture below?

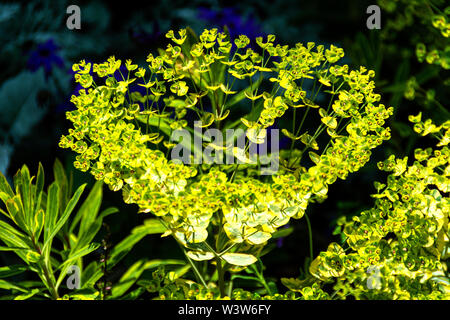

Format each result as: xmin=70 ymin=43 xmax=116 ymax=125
xmin=60 ymin=28 xmax=392 ymax=262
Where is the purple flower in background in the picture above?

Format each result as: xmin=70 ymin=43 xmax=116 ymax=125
xmin=277 ymin=224 xmax=291 ymax=248
xmin=198 ymin=7 xmax=264 ymax=40
xmin=129 ymin=21 xmax=162 ymax=45
xmin=266 ymin=122 xmax=291 ymax=151
xmin=27 ymin=39 xmax=64 ymax=78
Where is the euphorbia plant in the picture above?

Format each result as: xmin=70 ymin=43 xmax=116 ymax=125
xmin=60 ymin=28 xmax=392 ymax=296
xmin=291 ymin=115 xmax=449 ymax=300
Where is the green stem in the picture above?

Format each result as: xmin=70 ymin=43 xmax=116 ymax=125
xmin=215 ymin=256 xmax=226 ymax=298
xmin=304 ymin=213 xmax=314 ymax=262
xmin=184 ymin=248 xmax=208 ymax=290
xmin=32 ymin=237 xmax=59 ymax=299
xmin=251 ymin=263 xmax=272 ymax=295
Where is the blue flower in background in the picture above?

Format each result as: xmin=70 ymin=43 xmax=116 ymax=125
xmin=198 ymin=7 xmax=264 ymax=40
xmin=277 ymin=224 xmax=291 ymax=248
xmin=129 ymin=21 xmax=162 ymax=45
xmin=27 ymin=39 xmax=64 ymax=78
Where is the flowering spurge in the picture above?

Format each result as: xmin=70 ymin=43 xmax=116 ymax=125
xmin=379 ymin=0 xmax=450 ymax=70
xmin=59 ymin=28 xmax=391 ymax=294
xmin=305 ymin=116 xmax=449 ymax=299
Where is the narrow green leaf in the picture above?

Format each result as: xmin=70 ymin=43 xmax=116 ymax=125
xmin=0 ymin=279 xmax=28 ymax=292
xmin=272 ymin=226 xmax=294 ymax=239
xmin=0 ymin=265 xmax=28 ymax=278
xmin=107 ymin=233 xmax=147 ymax=269
xmin=53 ymin=159 xmax=69 ymax=210
xmin=44 ymin=182 xmax=60 ymax=243
xmin=55 ymin=243 xmax=100 ymax=289
xmin=73 ymin=220 xmax=102 ymax=251
xmin=42 ymin=184 xmax=86 ymax=253
xmin=58 ymin=243 xmax=100 ymax=273
xmin=33 ymin=209 xmax=45 ymax=240
xmin=108 ymin=219 xmax=166 ymax=269
xmin=14 ymin=288 xmax=40 ymax=300
xmin=98 ymin=207 xmax=119 ymax=220
xmin=80 ymin=261 xmax=100 ymax=289
xmin=109 ymin=260 xmax=145 ymax=298
xmin=224 ymin=76 xmax=263 ymax=109
xmin=18 ymin=166 xmax=32 ymax=230
xmin=34 ymin=162 xmax=45 ymax=215
xmin=0 ymin=220 xmax=31 ymax=251
xmin=119 ymin=287 xmax=146 ymax=300
xmin=70 ymin=181 xmax=103 ymax=237
xmin=110 ymin=259 xmax=184 ymax=298
xmin=0 ymin=170 xmax=14 ymax=198
xmin=5 ymin=197 xmax=27 ymax=233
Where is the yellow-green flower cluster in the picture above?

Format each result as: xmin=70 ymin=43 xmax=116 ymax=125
xmin=145 ymin=266 xmax=299 ymax=300
xmin=307 ymin=117 xmax=450 ymax=299
xmin=60 ymin=28 xmax=391 ymax=266
xmin=379 ymin=0 xmax=450 ymax=69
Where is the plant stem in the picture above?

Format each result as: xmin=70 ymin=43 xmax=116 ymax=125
xmin=32 ymin=237 xmax=59 ymax=299
xmin=304 ymin=213 xmax=314 ymax=262
xmin=251 ymin=264 xmax=273 ymax=296
xmin=182 ymin=247 xmax=208 ymax=290
xmin=215 ymin=256 xmax=226 ymax=298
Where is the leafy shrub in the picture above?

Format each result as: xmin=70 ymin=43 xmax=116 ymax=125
xmin=0 ymin=160 xmax=179 ymax=300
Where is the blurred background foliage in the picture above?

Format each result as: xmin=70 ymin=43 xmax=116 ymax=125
xmin=0 ymin=0 xmax=448 ymax=294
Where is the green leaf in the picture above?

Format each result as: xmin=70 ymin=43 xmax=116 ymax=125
xmin=57 ymin=243 xmax=100 ymax=272
xmin=55 ymin=243 xmax=100 ymax=289
xmin=0 ymin=265 xmax=28 ymax=278
xmin=0 ymin=170 xmax=14 ymax=198
xmin=0 ymin=279 xmax=28 ymax=292
xmin=221 ymin=253 xmax=257 ymax=266
xmin=272 ymin=226 xmax=294 ymax=239
xmin=5 ymin=196 xmax=28 ymax=234
xmin=25 ymin=250 xmax=41 ymax=263
xmin=109 ymin=260 xmax=145 ymax=299
xmin=131 ymin=219 xmax=167 ymax=235
xmin=33 ymin=209 xmax=45 ymax=240
xmin=110 ymin=259 xmax=184 ymax=298
xmin=17 ymin=166 xmax=32 ymax=230
xmin=107 ymin=219 xmax=166 ymax=270
xmin=13 ymin=288 xmax=40 ymax=300
xmin=224 ymin=76 xmax=263 ymax=109
xmin=281 ymin=277 xmax=315 ymax=292
xmin=80 ymin=261 xmax=101 ymax=289
xmin=308 ymin=151 xmax=321 ymax=165
xmin=186 ymin=250 xmax=215 ymax=261
xmin=70 ymin=181 xmax=103 ymax=237
xmin=42 ymin=184 xmax=86 ymax=254
xmin=119 ymin=287 xmax=146 ymax=300
xmin=0 ymin=196 xmax=11 ymax=220
xmin=230 ymin=274 xmax=259 ymax=281
xmin=246 ymin=231 xmax=272 ymax=245
xmin=53 ymin=159 xmax=69 ymax=210
xmin=44 ymin=182 xmax=60 ymax=245
xmin=0 ymin=220 xmax=31 ymax=252
xmin=98 ymin=207 xmax=119 ymax=220
xmin=34 ymin=163 xmax=45 ymax=216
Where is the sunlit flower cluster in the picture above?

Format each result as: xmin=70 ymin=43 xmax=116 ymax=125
xmin=60 ymin=28 xmax=391 ymax=266
xmin=307 ymin=116 xmax=449 ymax=299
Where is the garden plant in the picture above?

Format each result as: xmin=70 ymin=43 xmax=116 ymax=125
xmin=0 ymin=2 xmax=449 ymax=301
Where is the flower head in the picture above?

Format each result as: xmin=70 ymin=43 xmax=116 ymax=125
xmin=27 ymin=39 xmax=64 ymax=78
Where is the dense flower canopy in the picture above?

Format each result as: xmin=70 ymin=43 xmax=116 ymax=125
xmin=60 ymin=28 xmax=392 ymax=266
